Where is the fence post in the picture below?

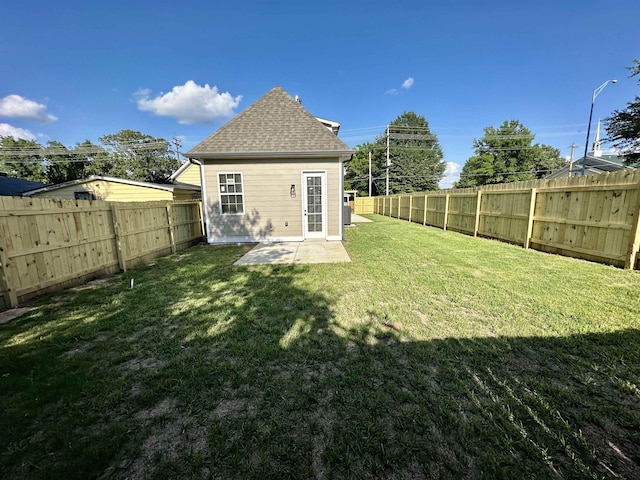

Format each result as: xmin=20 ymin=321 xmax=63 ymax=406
xmin=525 ymin=188 xmax=537 ymax=249
xmin=423 ymin=194 xmax=428 ymax=226
xmin=473 ymin=190 xmax=482 ymax=236
xmin=408 ymin=195 xmax=413 ymax=223
xmin=443 ymin=193 xmax=450 ymax=230
xmin=166 ymin=203 xmax=176 ymax=253
xmin=625 ymin=203 xmax=640 ymax=270
xmin=111 ymin=204 xmax=127 ymax=273
xmin=0 ymin=246 xmax=18 ymax=308
xmin=398 ymin=196 xmax=402 ymax=219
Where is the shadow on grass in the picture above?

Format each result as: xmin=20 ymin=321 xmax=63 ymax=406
xmin=0 ymin=245 xmax=639 ymax=479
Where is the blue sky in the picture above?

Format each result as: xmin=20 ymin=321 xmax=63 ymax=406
xmin=1 ymin=0 xmax=638 ymax=187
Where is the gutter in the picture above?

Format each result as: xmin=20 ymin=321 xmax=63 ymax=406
xmin=185 ymin=150 xmax=354 ymax=161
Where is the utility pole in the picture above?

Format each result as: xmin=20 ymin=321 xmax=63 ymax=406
xmin=568 ymin=143 xmax=577 ymax=176
xmin=172 ymin=137 xmax=182 ymax=162
xmin=368 ymin=151 xmax=372 ymax=197
xmin=385 ymin=125 xmax=390 ymax=196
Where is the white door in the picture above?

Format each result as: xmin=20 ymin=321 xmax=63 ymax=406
xmin=302 ymin=172 xmax=326 ymax=239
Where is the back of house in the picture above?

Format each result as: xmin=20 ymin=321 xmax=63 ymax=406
xmin=186 ymin=86 xmax=353 ymax=243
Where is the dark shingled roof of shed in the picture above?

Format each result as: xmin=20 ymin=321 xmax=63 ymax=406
xmin=186 ymin=86 xmax=353 ymax=158
xmin=0 ymin=176 xmax=46 ymax=196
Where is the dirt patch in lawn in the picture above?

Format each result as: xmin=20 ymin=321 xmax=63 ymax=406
xmin=127 ymin=397 xmax=209 ymax=478
xmin=62 ymin=333 xmax=109 ymax=358
xmin=0 ymin=307 xmax=35 ymax=325
xmin=121 ymin=356 xmax=167 ymax=372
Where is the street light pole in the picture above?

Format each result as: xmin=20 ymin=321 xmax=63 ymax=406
xmin=581 ymin=79 xmax=617 ymax=176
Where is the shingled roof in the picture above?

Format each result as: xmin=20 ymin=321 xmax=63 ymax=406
xmin=186 ymin=86 xmax=353 ymax=159
xmin=0 ymin=176 xmax=46 ymax=196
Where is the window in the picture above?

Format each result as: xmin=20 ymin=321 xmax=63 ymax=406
xmin=74 ymin=190 xmax=95 ymax=200
xmin=218 ymin=173 xmax=244 ymax=214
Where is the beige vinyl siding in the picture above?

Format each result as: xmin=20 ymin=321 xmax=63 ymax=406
xmin=30 ymin=179 xmax=175 ymax=202
xmin=203 ymin=158 xmax=342 ymax=241
xmin=174 ymin=163 xmax=201 ymax=186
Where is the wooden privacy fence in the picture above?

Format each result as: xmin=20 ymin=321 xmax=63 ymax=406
xmin=371 ymin=169 xmax=640 ymax=270
xmin=354 ymin=196 xmax=375 ymax=214
xmin=0 ymin=197 xmax=203 ymax=310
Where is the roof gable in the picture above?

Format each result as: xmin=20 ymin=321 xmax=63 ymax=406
xmin=169 ymin=161 xmax=193 ymax=181
xmin=186 ymin=86 xmax=353 ymax=159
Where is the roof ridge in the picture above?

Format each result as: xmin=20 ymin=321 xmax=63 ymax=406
xmin=186 ymin=86 xmax=353 ymax=158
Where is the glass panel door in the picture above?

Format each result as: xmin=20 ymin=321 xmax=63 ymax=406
xmin=302 ymin=172 xmax=326 ymax=239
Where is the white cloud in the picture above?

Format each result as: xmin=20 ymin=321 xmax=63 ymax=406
xmin=135 ymin=81 xmax=242 ymax=124
xmin=0 ymin=123 xmax=36 ymax=140
xmin=402 ymin=77 xmax=414 ymax=89
xmin=0 ymin=95 xmax=57 ymax=124
xmin=440 ymin=162 xmax=461 ymax=189
xmin=385 ymin=77 xmax=414 ymax=95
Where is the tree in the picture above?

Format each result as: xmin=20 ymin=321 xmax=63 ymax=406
xmin=0 ymin=137 xmax=46 ymax=182
xmin=344 ymin=141 xmax=386 ymax=196
xmin=605 ymin=59 xmax=640 ymax=167
xmin=346 ymin=112 xmax=446 ymax=195
xmin=98 ymin=130 xmax=179 ymax=183
xmin=386 ymin=112 xmax=445 ymax=193
xmin=42 ymin=141 xmax=89 ymax=184
xmin=455 ymin=120 xmax=564 ymax=188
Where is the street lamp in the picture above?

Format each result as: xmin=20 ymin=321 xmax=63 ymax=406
xmin=581 ymin=79 xmax=617 ymax=176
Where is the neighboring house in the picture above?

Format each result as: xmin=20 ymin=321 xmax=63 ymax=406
xmin=186 ymin=86 xmax=354 ymax=243
xmin=548 ymin=122 xmax=633 ymax=178
xmin=170 ymin=161 xmax=201 ymax=187
xmin=0 ymin=173 xmax=46 ymax=196
xmin=22 ymin=175 xmax=201 ymax=201
xmin=546 ymin=154 xmax=631 ymax=179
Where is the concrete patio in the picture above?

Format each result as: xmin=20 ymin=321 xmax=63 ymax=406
xmin=234 ymin=240 xmax=351 ymax=265
xmin=233 ymin=214 xmax=373 ymax=265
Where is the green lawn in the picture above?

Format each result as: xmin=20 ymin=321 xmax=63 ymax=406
xmin=1 ymin=214 xmax=639 ymax=479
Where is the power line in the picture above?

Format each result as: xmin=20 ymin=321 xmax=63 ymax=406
xmin=0 ymin=141 xmax=171 ymax=158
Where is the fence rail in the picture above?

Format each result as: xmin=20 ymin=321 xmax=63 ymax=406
xmin=0 ymin=197 xmax=203 ymax=310
xmin=362 ymin=169 xmax=640 ymax=270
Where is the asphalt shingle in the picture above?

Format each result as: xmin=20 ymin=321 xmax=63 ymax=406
xmin=0 ymin=177 xmax=46 ymax=196
xmin=186 ymin=86 xmax=353 ymax=158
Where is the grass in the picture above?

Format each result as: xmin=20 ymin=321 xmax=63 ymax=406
xmin=1 ymin=214 xmax=639 ymax=479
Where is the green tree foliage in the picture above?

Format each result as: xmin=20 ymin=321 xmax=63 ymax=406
xmin=0 ymin=130 xmax=179 ymax=185
xmin=387 ymin=112 xmax=445 ymax=193
xmin=98 ymin=130 xmax=179 ymax=183
xmin=605 ymin=60 xmax=640 ymax=167
xmin=344 ymin=141 xmax=385 ymax=196
xmin=41 ymin=141 xmax=88 ymax=184
xmin=76 ymin=140 xmax=111 ymax=178
xmin=455 ymin=120 xmax=564 ymax=188
xmin=0 ymin=137 xmax=46 ymax=182
xmin=345 ymin=112 xmax=446 ymax=195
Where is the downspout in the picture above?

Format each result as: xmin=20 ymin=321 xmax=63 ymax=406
xmin=188 ymin=158 xmax=209 ymax=242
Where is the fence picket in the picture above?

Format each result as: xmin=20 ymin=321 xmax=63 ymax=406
xmin=366 ymin=169 xmax=640 ymax=269
xmin=0 ymin=198 xmax=202 ymax=308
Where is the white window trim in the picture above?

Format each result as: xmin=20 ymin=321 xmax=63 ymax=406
xmin=217 ymin=172 xmax=246 ymax=215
